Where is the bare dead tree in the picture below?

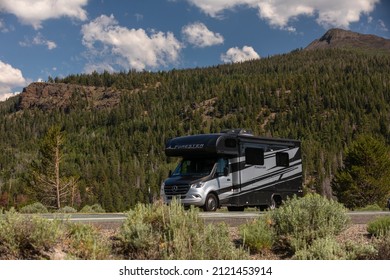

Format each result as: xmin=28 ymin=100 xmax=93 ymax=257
xmin=30 ymin=126 xmax=79 ymax=209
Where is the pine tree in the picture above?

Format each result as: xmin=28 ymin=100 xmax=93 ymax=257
xmin=332 ymin=135 xmax=390 ymax=209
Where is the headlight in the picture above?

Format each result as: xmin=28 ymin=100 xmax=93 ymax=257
xmin=191 ymin=182 xmax=204 ymax=188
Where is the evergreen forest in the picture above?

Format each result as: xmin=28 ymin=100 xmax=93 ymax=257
xmin=0 ymin=48 xmax=389 ymax=211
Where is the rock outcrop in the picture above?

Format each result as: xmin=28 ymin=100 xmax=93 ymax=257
xmin=18 ymin=82 xmax=121 ymax=111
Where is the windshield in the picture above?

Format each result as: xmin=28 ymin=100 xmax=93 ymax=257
xmin=172 ymin=158 xmax=216 ymax=177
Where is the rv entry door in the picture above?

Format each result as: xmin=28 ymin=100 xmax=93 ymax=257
xmin=215 ymin=158 xmax=232 ymax=191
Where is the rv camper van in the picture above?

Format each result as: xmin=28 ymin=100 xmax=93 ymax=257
xmin=161 ymin=129 xmax=303 ymax=211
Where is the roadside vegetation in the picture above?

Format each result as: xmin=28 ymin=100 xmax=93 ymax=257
xmin=18 ymin=202 xmax=106 ymax=214
xmin=115 ymin=199 xmax=247 ymax=259
xmin=1 ymin=195 xmax=390 ymax=260
xmin=0 ymin=208 xmax=111 ymax=259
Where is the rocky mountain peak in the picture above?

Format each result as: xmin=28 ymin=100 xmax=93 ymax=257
xmin=305 ymin=28 xmax=390 ymax=53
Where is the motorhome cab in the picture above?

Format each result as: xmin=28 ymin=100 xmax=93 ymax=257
xmin=161 ymin=129 xmax=303 ymax=211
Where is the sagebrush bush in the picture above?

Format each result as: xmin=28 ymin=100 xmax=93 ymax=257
xmin=0 ymin=209 xmax=112 ymax=260
xmin=80 ymin=204 xmax=105 ymax=213
xmin=344 ymin=241 xmax=377 ymax=260
xmin=57 ymin=206 xmax=77 ymax=213
xmin=367 ymin=216 xmax=390 ymax=237
xmin=117 ymin=200 xmax=248 ymax=260
xmin=356 ymin=204 xmax=383 ymax=212
xmin=0 ymin=209 xmax=61 ymax=259
xmin=294 ymin=237 xmax=378 ymax=260
xmin=239 ymin=217 xmax=275 ymax=253
xmin=269 ymin=193 xmax=350 ymax=251
xmin=64 ymin=223 xmax=111 ymax=260
xmin=375 ymin=233 xmax=390 ymax=259
xmin=19 ymin=202 xmax=48 ymax=214
xmin=293 ymin=236 xmax=346 ymax=260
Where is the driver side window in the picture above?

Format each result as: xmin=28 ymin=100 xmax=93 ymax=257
xmin=216 ymin=158 xmax=229 ymax=177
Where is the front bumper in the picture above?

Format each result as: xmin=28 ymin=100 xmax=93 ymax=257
xmin=162 ymin=187 xmax=206 ymax=207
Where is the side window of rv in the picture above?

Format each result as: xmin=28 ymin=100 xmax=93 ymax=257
xmin=276 ymin=152 xmax=289 ymax=167
xmin=245 ymin=147 xmax=264 ymax=165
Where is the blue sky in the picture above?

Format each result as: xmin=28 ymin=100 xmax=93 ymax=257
xmin=0 ymin=0 xmax=389 ymax=101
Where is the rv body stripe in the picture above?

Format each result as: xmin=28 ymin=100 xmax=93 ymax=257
xmin=237 ymin=166 xmax=301 ymax=193
xmin=216 ymin=163 xmax=301 ymax=196
xmin=227 ymin=174 xmax=303 ymax=199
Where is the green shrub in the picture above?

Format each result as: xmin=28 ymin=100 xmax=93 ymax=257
xmin=0 ymin=209 xmax=113 ymax=260
xmin=117 ymin=200 xmax=247 ymax=260
xmin=375 ymin=233 xmax=390 ymax=259
xmin=64 ymin=223 xmax=111 ymax=260
xmin=355 ymin=204 xmax=383 ymax=212
xmin=239 ymin=217 xmax=275 ymax=253
xmin=0 ymin=209 xmax=62 ymax=259
xmin=293 ymin=238 xmax=378 ymax=260
xmin=91 ymin=204 xmax=105 ymax=213
xmin=80 ymin=204 xmax=105 ymax=213
xmin=344 ymin=241 xmax=377 ymax=260
xmin=367 ymin=216 xmax=390 ymax=237
xmin=79 ymin=205 xmax=93 ymax=213
xmin=269 ymin=193 xmax=350 ymax=251
xmin=57 ymin=206 xmax=77 ymax=213
xmin=293 ymin=236 xmax=346 ymax=260
xmin=19 ymin=202 xmax=48 ymax=214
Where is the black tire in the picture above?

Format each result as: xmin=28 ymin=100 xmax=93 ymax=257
xmin=203 ymin=193 xmax=218 ymax=211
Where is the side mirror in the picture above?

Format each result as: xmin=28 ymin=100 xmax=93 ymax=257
xmin=168 ymin=170 xmax=172 ymax=177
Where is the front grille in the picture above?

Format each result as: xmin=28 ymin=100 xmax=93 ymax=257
xmin=164 ymin=184 xmax=190 ymax=196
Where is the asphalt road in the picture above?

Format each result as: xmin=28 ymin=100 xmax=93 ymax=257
xmin=39 ymin=210 xmax=390 ymax=228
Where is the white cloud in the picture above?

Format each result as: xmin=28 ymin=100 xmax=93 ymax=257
xmin=19 ymin=33 xmax=57 ymax=50
xmin=182 ymin=22 xmax=224 ymax=47
xmin=134 ymin=13 xmax=144 ymax=22
xmin=0 ymin=60 xmax=27 ymax=101
xmin=186 ymin=0 xmax=259 ymax=18
xmin=221 ymin=46 xmax=260 ymax=63
xmin=81 ymin=14 xmax=183 ymax=71
xmin=0 ymin=92 xmax=18 ymax=101
xmin=186 ymin=0 xmax=380 ymax=30
xmin=0 ymin=0 xmax=88 ymax=29
xmin=256 ymin=1 xmax=314 ymax=29
xmin=377 ymin=19 xmax=388 ymax=32
xmin=0 ymin=18 xmax=9 ymax=32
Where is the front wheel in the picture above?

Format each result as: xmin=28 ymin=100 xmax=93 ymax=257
xmin=203 ymin=193 xmax=218 ymax=211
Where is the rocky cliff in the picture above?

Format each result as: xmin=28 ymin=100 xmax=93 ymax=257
xmin=18 ymin=82 xmax=121 ymax=111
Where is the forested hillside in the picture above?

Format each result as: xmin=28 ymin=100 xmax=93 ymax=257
xmin=1 ymin=48 xmax=389 ymax=211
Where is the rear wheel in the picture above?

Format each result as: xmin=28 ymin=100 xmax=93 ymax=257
xmin=203 ymin=193 xmax=218 ymax=211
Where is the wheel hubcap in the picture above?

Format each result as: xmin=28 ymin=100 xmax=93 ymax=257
xmin=208 ymin=198 xmax=216 ymax=210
